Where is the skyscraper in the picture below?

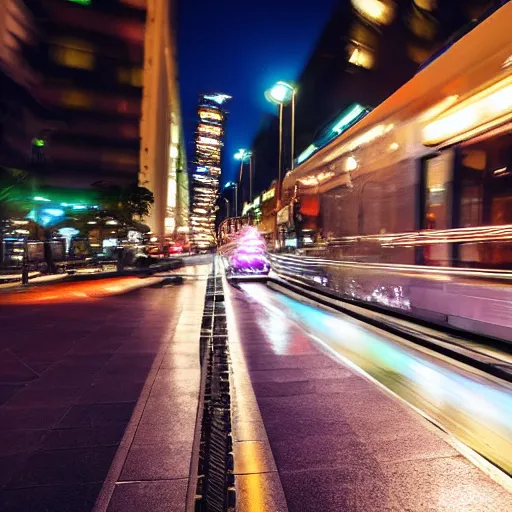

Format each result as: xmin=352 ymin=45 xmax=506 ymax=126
xmin=190 ymin=93 xmax=230 ymax=249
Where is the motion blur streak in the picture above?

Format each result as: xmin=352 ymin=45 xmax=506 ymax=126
xmin=241 ymin=283 xmax=512 ymax=476
xmin=0 ymin=276 xmax=161 ymax=305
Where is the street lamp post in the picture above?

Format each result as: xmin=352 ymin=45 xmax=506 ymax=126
xmin=265 ymin=81 xmax=296 ymax=248
xmin=234 ymin=149 xmax=253 ymax=204
xmin=264 ymin=81 xmax=296 ymax=207
xmin=223 ymin=197 xmax=230 ymax=219
xmin=224 ymin=181 xmax=238 ymax=217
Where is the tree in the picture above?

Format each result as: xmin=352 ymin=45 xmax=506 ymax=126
xmin=122 ymin=184 xmax=154 ymax=221
xmin=92 ymin=181 xmax=154 ymax=224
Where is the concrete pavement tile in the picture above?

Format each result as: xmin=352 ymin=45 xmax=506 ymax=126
xmin=40 ymin=425 xmax=125 ymax=450
xmin=61 ymin=353 xmax=114 ymax=368
xmin=7 ymin=446 xmax=117 ymax=488
xmin=382 ymin=455 xmax=512 ymax=511
xmin=279 ymin=467 xmax=403 ymax=512
xmin=138 ymin=401 xmax=197 ymax=427
xmin=0 ymin=429 xmax=45 ymax=456
xmin=107 ymin=479 xmax=188 ymax=512
xmin=309 ymin=375 xmax=374 ymax=394
xmin=160 ymin=353 xmax=199 ymax=369
xmin=236 ymin=472 xmax=288 ymax=512
xmin=57 ymin=402 xmax=135 ymax=428
xmin=269 ymin=433 xmax=373 ymax=473
xmin=248 ymin=369 xmax=306 ymax=383
xmin=0 ymin=453 xmax=30 ymax=487
xmin=256 ymin=394 xmax=347 ymax=422
xmin=34 ymin=365 xmax=103 ymax=388
xmin=234 ymin=441 xmax=277 ymax=474
xmin=0 ymin=406 xmax=68 ymax=430
xmin=247 ymin=354 xmax=339 ymax=371
xmin=105 ymin=354 xmax=156 ymax=369
xmin=0 ymin=384 xmax=24 ymax=406
xmin=364 ymin=430 xmax=457 ymax=464
xmin=120 ymin=444 xmax=192 ymax=481
xmin=77 ymin=381 xmax=144 ymax=404
xmin=6 ymin=386 xmax=81 ymax=408
xmin=263 ymin=417 xmax=354 ymax=441
xmin=70 ymin=341 xmax=123 ymax=355
xmin=251 ymin=380 xmax=315 ymax=397
xmin=0 ymin=482 xmax=102 ymax=512
xmin=0 ymin=349 xmax=39 ymax=383
xmin=132 ymin=420 xmax=195 ymax=446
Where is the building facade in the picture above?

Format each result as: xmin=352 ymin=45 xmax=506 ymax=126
xmin=1 ymin=0 xmax=188 ymax=240
xmin=139 ymin=0 xmax=188 ymax=238
xmin=189 ymin=93 xmax=231 ymax=249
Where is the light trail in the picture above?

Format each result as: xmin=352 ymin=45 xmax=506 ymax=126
xmin=240 ymin=283 xmax=512 ymax=478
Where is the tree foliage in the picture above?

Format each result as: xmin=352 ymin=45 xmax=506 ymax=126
xmin=92 ymin=182 xmax=154 ymax=224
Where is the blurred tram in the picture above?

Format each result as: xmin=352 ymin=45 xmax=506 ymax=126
xmin=273 ymin=2 xmax=512 ymax=342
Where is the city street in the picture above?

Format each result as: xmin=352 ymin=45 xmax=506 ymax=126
xmin=1 ymin=256 xmax=511 ymax=511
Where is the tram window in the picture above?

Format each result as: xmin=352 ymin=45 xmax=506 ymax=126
xmin=460 ymin=131 xmax=512 ymax=227
xmin=423 ymin=150 xmax=454 ymax=230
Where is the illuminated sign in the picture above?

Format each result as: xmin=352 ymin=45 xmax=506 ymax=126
xmin=262 ymin=188 xmax=276 ymax=202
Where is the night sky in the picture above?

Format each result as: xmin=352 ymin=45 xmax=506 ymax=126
xmin=177 ymin=0 xmax=339 ymax=185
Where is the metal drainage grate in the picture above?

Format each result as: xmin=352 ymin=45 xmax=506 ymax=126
xmin=195 ymin=259 xmax=235 ymax=512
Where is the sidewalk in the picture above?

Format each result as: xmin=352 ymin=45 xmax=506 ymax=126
xmin=0 ymin=259 xmax=184 ymax=291
xmin=224 ymin=280 xmax=512 ymax=512
xmin=0 ymin=262 xmax=209 ymax=512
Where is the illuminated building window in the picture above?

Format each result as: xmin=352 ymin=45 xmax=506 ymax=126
xmin=51 ymin=38 xmax=95 ymax=70
xmin=407 ymin=6 xmax=437 ymax=41
xmin=198 ymin=124 xmax=222 ymax=136
xmin=197 ymin=136 xmax=221 ymax=146
xmin=118 ymin=67 xmax=143 ymax=87
xmin=347 ymin=42 xmax=375 ymax=69
xmin=351 ymin=0 xmax=395 ymax=26
xmin=60 ymin=89 xmax=92 ymax=109
xmin=101 ymin=150 xmax=138 ymax=167
xmin=413 ymin=0 xmax=436 ymax=11
xmin=199 ymin=110 xmax=222 ymax=122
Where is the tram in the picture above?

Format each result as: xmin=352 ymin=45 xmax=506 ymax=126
xmin=271 ymin=2 xmax=512 ymax=342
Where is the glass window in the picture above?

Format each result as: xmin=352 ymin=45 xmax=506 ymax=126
xmin=51 ymin=39 xmax=94 ymax=70
xmin=423 ymin=150 xmax=454 ymax=230
xmin=460 ymin=130 xmax=512 ymax=226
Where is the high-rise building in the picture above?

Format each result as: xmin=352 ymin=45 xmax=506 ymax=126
xmin=139 ymin=0 xmax=188 ymax=238
xmin=0 ymin=0 xmax=188 ymax=239
xmin=189 ymin=93 xmax=230 ymax=249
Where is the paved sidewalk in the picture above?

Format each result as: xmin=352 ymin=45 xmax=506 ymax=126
xmin=0 ymin=263 xmax=209 ymax=512
xmin=225 ymin=281 xmax=512 ymax=512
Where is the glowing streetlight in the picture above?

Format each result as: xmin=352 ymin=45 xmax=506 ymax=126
xmin=265 ymin=81 xmax=297 ymax=209
xmin=234 ymin=149 xmax=254 ymax=202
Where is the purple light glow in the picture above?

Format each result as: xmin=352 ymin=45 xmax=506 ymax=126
xmin=229 ymin=227 xmax=270 ymax=275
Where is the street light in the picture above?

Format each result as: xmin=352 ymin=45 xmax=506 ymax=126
xmin=234 ymin=149 xmax=254 ymax=202
xmin=224 ymin=181 xmax=238 ymax=217
xmin=265 ymin=81 xmax=296 ymax=207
